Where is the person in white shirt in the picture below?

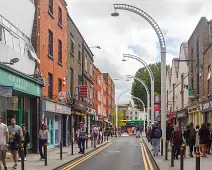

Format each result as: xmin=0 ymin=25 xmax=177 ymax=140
xmin=0 ymin=115 xmax=9 ymax=170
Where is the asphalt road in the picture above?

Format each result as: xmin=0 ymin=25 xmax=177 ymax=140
xmin=72 ymin=137 xmax=149 ymax=170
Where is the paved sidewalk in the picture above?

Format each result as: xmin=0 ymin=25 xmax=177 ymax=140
xmin=4 ymin=139 xmax=112 ymax=170
xmin=143 ymin=137 xmax=212 ymax=170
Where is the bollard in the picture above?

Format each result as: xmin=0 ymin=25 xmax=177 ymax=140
xmin=165 ymin=140 xmax=168 ymax=160
xmin=180 ymin=146 xmax=184 ymax=170
xmin=21 ymin=145 xmax=24 ymax=170
xmin=107 ymin=133 xmax=108 ymax=141
xmin=44 ymin=143 xmax=48 ymax=166
xmin=91 ymin=136 xmax=93 ymax=147
xmin=60 ymin=140 xmax=62 ymax=160
xmin=196 ymin=152 xmax=200 ymax=170
xmin=161 ymin=138 xmax=163 ymax=156
xmin=171 ymin=143 xmax=174 ymax=167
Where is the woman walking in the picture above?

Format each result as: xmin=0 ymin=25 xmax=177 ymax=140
xmin=38 ymin=124 xmax=48 ymax=160
xmin=170 ymin=125 xmax=182 ymax=159
xmin=195 ymin=125 xmax=200 ymax=153
xmin=199 ymin=123 xmax=210 ymax=157
xmin=185 ymin=122 xmax=196 ymax=157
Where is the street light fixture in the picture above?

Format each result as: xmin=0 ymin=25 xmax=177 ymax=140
xmin=89 ymin=46 xmax=101 ymax=49
xmin=111 ymin=11 xmax=120 ymax=17
xmin=0 ymin=58 xmax=19 ymax=65
xmin=112 ymin=4 xmax=167 ymax=146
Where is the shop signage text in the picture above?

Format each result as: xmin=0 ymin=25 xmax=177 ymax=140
xmin=154 ymin=104 xmax=160 ymax=112
xmin=176 ymin=111 xmax=187 ymax=119
xmin=73 ymin=99 xmax=88 ymax=112
xmin=0 ymin=69 xmax=42 ymax=97
xmin=79 ymin=85 xmax=89 ymax=98
xmin=188 ymin=105 xmax=202 ymax=114
xmin=202 ymin=100 xmax=212 ymax=112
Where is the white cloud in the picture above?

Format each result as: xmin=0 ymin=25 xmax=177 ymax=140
xmin=67 ymin=0 xmax=212 ymax=104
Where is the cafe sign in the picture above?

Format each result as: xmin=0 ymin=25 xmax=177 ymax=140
xmin=202 ymin=100 xmax=212 ymax=112
xmin=0 ymin=69 xmax=42 ymax=97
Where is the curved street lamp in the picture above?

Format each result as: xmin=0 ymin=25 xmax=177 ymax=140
xmin=111 ymin=4 xmax=166 ymax=142
xmin=0 ymin=58 xmax=19 ymax=65
xmin=123 ymin=54 xmax=154 ymax=124
xmin=131 ymin=95 xmax=147 ymax=133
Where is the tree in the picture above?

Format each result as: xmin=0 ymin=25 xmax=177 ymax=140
xmin=131 ymin=62 xmax=161 ymax=110
xmin=111 ymin=109 xmax=124 ymax=129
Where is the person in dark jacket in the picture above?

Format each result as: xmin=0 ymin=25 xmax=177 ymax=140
xmin=151 ymin=124 xmax=162 ymax=156
xmin=18 ymin=124 xmax=30 ymax=161
xmin=185 ymin=122 xmax=196 ymax=157
xmin=170 ymin=125 xmax=183 ymax=159
xmin=207 ymin=123 xmax=211 ymax=154
xmin=199 ymin=123 xmax=210 ymax=157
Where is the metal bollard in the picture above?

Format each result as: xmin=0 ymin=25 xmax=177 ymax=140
xmin=180 ymin=146 xmax=184 ymax=170
xmin=165 ymin=140 xmax=168 ymax=160
xmin=60 ymin=140 xmax=62 ymax=160
xmin=196 ymin=152 xmax=200 ymax=170
xmin=44 ymin=143 xmax=48 ymax=166
xmin=91 ymin=137 xmax=93 ymax=147
xmin=171 ymin=143 xmax=174 ymax=167
xmin=107 ymin=133 xmax=108 ymax=141
xmin=21 ymin=145 xmax=24 ymax=170
xmin=161 ymin=138 xmax=163 ymax=156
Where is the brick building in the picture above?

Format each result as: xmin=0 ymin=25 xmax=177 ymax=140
xmin=187 ymin=17 xmax=211 ymax=127
xmin=32 ymin=0 xmax=71 ymax=147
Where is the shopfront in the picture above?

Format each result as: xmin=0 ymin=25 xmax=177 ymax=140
xmin=42 ymin=100 xmax=71 ymax=148
xmin=71 ymin=98 xmax=87 ymax=140
xmin=202 ymin=100 xmax=212 ymax=124
xmin=188 ymin=104 xmax=202 ymax=127
xmin=176 ymin=109 xmax=188 ymax=131
xmin=87 ymin=106 xmax=96 ymax=133
xmin=0 ymin=64 xmax=43 ymax=153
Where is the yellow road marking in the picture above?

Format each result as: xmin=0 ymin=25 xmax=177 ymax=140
xmin=62 ymin=142 xmax=112 ymax=170
xmin=140 ymin=143 xmax=149 ymax=170
xmin=142 ymin=143 xmax=154 ymax=170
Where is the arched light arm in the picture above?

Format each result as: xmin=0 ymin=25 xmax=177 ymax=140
xmin=113 ymin=4 xmax=166 ymax=53
xmin=131 ymin=95 xmax=146 ymax=113
xmin=123 ymin=54 xmax=154 ymax=82
xmin=133 ymin=77 xmax=150 ymax=96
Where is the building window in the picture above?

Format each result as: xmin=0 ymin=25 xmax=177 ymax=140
xmin=90 ymin=62 xmax=93 ymax=77
xmin=58 ymin=39 xmax=62 ymax=64
xmin=70 ymin=68 xmax=73 ymax=97
xmin=208 ymin=65 xmax=211 ymax=95
xmin=181 ymin=74 xmax=184 ymax=108
xmin=58 ymin=78 xmax=62 ymax=93
xmin=48 ymin=30 xmax=53 ymax=57
xmin=78 ymin=50 xmax=81 ymax=62
xmin=70 ymin=39 xmax=74 ymax=54
xmin=191 ymin=49 xmax=194 ymax=89
xmin=48 ymin=73 xmax=53 ymax=99
xmin=135 ymin=117 xmax=137 ymax=120
xmin=58 ymin=6 xmax=62 ymax=26
xmin=135 ymin=112 xmax=137 ymax=115
xmin=130 ymin=112 xmax=132 ymax=115
xmin=49 ymin=0 xmax=53 ymax=14
xmin=130 ymin=117 xmax=132 ymax=120
xmin=85 ymin=56 xmax=88 ymax=72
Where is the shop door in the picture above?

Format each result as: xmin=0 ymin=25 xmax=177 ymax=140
xmin=7 ymin=110 xmax=19 ymax=126
xmin=47 ymin=116 xmax=54 ymax=148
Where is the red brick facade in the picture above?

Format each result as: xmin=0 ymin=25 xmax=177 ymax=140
xmin=32 ymin=0 xmax=68 ymax=101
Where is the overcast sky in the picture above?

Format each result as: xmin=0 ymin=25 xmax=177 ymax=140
xmin=67 ymin=0 xmax=212 ymax=104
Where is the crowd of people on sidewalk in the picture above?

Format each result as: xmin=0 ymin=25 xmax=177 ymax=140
xmin=0 ymin=116 xmax=30 ymax=170
xmin=145 ymin=121 xmax=212 ymax=159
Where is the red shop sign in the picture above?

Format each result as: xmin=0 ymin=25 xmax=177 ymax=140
xmin=79 ymin=85 xmax=89 ymax=98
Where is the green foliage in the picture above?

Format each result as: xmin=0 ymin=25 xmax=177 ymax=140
xmin=131 ymin=62 xmax=161 ymax=110
xmin=111 ymin=109 xmax=124 ymax=128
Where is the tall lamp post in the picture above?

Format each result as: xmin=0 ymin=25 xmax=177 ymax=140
xmin=111 ymin=4 xmax=167 ymax=144
xmin=123 ymin=54 xmax=154 ymax=124
xmin=131 ymin=95 xmax=147 ymax=133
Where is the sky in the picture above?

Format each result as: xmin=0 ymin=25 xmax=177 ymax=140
xmin=67 ymin=0 xmax=212 ymax=104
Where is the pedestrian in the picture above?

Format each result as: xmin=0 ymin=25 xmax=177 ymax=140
xmin=38 ymin=124 xmax=48 ymax=160
xmin=166 ymin=123 xmax=174 ymax=151
xmin=8 ymin=118 xmax=23 ymax=169
xmin=170 ymin=125 xmax=183 ymax=159
xmin=18 ymin=124 xmax=30 ymax=161
xmin=151 ymin=123 xmax=162 ymax=156
xmin=185 ymin=122 xmax=196 ymax=157
xmin=78 ymin=122 xmax=87 ymax=154
xmin=0 ymin=116 xmax=9 ymax=170
xmin=199 ymin=123 xmax=210 ymax=157
xmin=206 ymin=123 xmax=211 ymax=154
xmin=92 ymin=125 xmax=99 ymax=148
xmin=194 ymin=125 xmax=200 ymax=153
xmin=76 ymin=126 xmax=81 ymax=153
xmin=136 ymin=127 xmax=140 ymax=138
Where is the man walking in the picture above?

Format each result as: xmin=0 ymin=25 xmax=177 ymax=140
xmin=0 ymin=116 xmax=9 ymax=170
xmin=78 ymin=122 xmax=87 ymax=154
xmin=151 ymin=123 xmax=162 ymax=156
xmin=8 ymin=118 xmax=23 ymax=169
xmin=92 ymin=125 xmax=99 ymax=148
